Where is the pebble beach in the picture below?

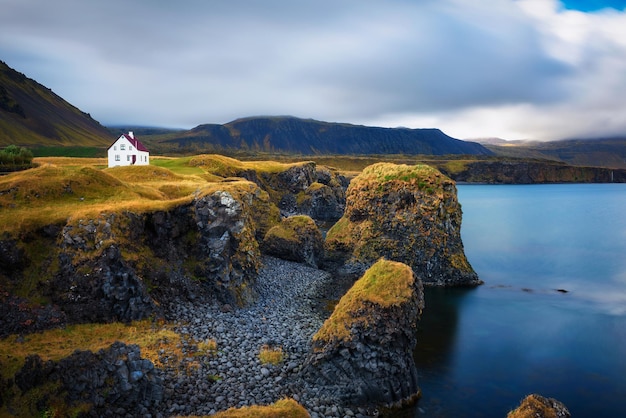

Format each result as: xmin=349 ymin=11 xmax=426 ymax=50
xmin=157 ymin=257 xmax=373 ymax=418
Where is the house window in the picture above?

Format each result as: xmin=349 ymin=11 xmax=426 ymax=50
xmin=115 ymin=155 xmax=120 ymax=161
xmin=130 ymin=146 xmax=133 ymax=150
xmin=114 ymin=145 xmax=117 ymax=151
xmin=120 ymin=144 xmax=126 ymax=150
xmin=127 ymin=155 xmax=131 ymax=161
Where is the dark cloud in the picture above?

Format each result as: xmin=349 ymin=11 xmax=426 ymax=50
xmin=1 ymin=0 xmax=625 ymax=140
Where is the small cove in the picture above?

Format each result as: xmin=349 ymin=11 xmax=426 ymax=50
xmin=408 ymin=184 xmax=626 ymax=417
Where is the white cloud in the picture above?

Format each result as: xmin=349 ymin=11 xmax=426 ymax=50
xmin=1 ymin=0 xmax=625 ymax=139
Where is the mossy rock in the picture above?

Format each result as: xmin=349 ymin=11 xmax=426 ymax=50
xmin=262 ymin=215 xmax=323 ymax=267
xmin=304 ymin=259 xmax=424 ymax=408
xmin=313 ymin=258 xmax=420 ymax=345
xmin=507 ymin=394 xmax=571 ymax=418
xmin=325 ymin=162 xmax=481 ymax=286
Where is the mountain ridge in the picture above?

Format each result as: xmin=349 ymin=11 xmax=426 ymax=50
xmin=156 ymin=115 xmax=494 ymax=156
xmin=0 ymin=60 xmax=111 ymax=147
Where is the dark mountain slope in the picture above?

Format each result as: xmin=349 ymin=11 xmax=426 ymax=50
xmin=0 ymin=60 xmax=111 ymax=147
xmin=161 ymin=116 xmax=493 ymax=156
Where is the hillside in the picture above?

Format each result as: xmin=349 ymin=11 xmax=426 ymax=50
xmin=483 ymin=137 xmax=626 ymax=169
xmin=0 ymin=60 xmax=111 ymax=147
xmin=153 ymin=116 xmax=493 ymax=156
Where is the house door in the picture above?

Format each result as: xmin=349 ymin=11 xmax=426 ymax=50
xmin=132 ymin=155 xmax=136 ymax=165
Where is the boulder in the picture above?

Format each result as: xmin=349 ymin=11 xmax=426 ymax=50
xmin=507 ymin=394 xmax=571 ymax=418
xmin=325 ymin=163 xmax=481 ymax=286
xmin=302 ymin=259 xmax=424 ymax=409
xmin=262 ymin=215 xmax=324 ymax=268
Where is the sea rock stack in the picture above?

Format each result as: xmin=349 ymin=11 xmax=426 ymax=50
xmin=303 ymin=259 xmax=424 ymax=409
xmin=325 ymin=162 xmax=481 ymax=286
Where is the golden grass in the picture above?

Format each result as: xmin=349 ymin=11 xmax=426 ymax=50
xmin=0 ymin=320 xmax=183 ymax=380
xmin=179 ymin=398 xmax=309 ymax=418
xmin=33 ymin=157 xmax=107 ymax=167
xmin=313 ymin=259 xmax=414 ymax=344
xmin=357 ymin=162 xmax=443 ymax=185
xmin=189 ymin=154 xmax=315 ymax=176
xmin=0 ymin=161 xmax=265 ymax=236
xmin=196 ymin=338 xmax=218 ymax=356
xmin=258 ymin=345 xmax=284 ymax=365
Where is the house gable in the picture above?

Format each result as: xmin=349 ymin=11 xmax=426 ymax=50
xmin=107 ymin=132 xmax=150 ymax=168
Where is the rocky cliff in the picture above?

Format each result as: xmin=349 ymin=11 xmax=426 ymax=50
xmin=189 ymin=155 xmax=348 ymax=221
xmin=325 ymin=163 xmax=481 ymax=286
xmin=438 ymin=159 xmax=626 ymax=183
xmin=303 ymin=259 xmax=424 ymax=409
xmin=0 ymin=180 xmax=279 ymax=332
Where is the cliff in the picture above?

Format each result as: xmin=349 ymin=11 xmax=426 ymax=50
xmin=0 ymin=162 xmax=283 ymax=331
xmin=303 ymin=259 xmax=424 ymax=409
xmin=325 ymin=163 xmax=481 ymax=286
xmin=437 ymin=159 xmax=626 ymax=183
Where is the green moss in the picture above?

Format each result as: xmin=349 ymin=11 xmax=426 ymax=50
xmin=313 ymin=259 xmax=414 ymax=344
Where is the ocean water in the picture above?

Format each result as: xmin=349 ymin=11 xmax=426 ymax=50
xmin=410 ymin=184 xmax=626 ymax=417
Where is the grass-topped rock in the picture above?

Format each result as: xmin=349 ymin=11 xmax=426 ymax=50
xmin=303 ymin=259 xmax=424 ymax=409
xmin=262 ymin=215 xmax=324 ymax=267
xmin=325 ymin=162 xmax=481 ymax=286
xmin=188 ymin=154 xmax=347 ymax=221
xmin=0 ymin=162 xmax=281 ymax=331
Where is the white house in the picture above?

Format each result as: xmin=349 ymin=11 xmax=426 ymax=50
xmin=107 ymin=132 xmax=150 ymax=168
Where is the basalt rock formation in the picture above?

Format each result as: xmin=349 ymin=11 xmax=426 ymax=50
xmin=303 ymin=259 xmax=424 ymax=409
xmin=262 ymin=215 xmax=324 ymax=268
xmin=5 ymin=342 xmax=162 ymax=417
xmin=325 ymin=163 xmax=481 ymax=286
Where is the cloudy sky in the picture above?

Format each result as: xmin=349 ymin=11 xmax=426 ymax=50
xmin=1 ymin=0 xmax=626 ymax=141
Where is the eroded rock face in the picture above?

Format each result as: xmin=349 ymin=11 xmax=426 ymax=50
xmin=262 ymin=215 xmax=324 ymax=268
xmin=507 ymin=394 xmax=571 ymax=418
xmin=4 ymin=181 xmax=278 ymax=327
xmin=303 ymin=259 xmax=424 ymax=409
xmin=325 ymin=163 xmax=481 ymax=286
xmin=236 ymin=162 xmax=348 ymax=221
xmin=11 ymin=342 xmax=162 ymax=417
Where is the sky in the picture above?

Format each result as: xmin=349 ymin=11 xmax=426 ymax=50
xmin=1 ymin=0 xmax=626 ymax=141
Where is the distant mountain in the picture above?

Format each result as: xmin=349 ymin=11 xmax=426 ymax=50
xmin=159 ymin=116 xmax=493 ymax=156
xmin=0 ymin=60 xmax=111 ymax=147
xmin=484 ymin=137 xmax=626 ymax=169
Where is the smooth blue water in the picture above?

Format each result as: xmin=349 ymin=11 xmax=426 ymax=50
xmin=411 ymin=184 xmax=626 ymax=417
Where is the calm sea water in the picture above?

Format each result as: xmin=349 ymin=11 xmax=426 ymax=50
xmin=410 ymin=184 xmax=626 ymax=417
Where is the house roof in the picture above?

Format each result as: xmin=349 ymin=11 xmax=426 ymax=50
xmin=107 ymin=134 xmax=149 ymax=152
xmin=122 ymin=133 xmax=149 ymax=152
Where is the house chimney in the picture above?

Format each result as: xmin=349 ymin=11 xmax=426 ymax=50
xmin=128 ymin=131 xmax=134 ymax=139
